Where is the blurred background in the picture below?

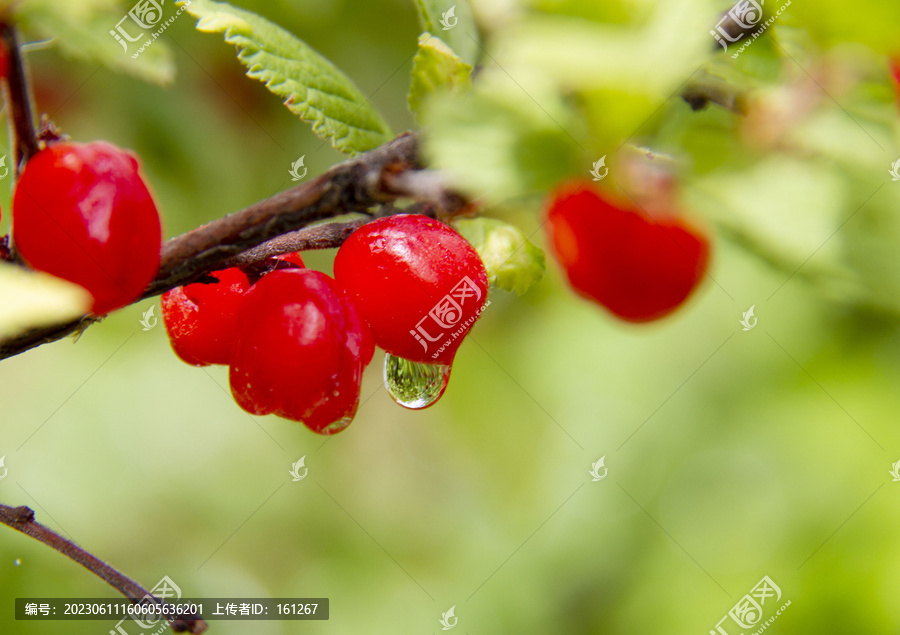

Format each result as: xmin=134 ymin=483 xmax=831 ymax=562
xmin=3 ymin=0 xmax=900 ymax=633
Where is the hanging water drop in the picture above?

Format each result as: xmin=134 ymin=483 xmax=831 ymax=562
xmin=383 ymin=353 xmax=451 ymax=409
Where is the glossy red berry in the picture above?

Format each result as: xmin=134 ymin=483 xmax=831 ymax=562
xmin=161 ymin=268 xmax=251 ymax=366
xmin=161 ymin=253 xmax=306 ymax=366
xmin=334 ymin=215 xmax=489 ymax=365
xmin=545 ymin=181 xmax=710 ymax=322
xmin=229 ymin=269 xmax=374 ymax=434
xmin=13 ymin=141 xmax=162 ymax=315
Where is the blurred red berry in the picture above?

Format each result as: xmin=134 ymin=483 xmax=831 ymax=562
xmin=545 ymin=181 xmax=710 ymax=322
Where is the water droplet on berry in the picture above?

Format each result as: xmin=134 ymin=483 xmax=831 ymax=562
xmin=383 ymin=353 xmax=451 ymax=409
xmin=321 ymin=416 xmax=353 ymax=435
xmin=14 ymin=558 xmax=21 ymax=566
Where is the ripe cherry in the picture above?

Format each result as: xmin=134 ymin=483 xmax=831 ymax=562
xmin=333 ymin=215 xmax=489 ymax=364
xmin=161 ymin=253 xmax=305 ymax=366
xmin=545 ymin=181 xmax=710 ymax=322
xmin=13 ymin=141 xmax=162 ymax=315
xmin=229 ymin=269 xmax=374 ymax=434
xmin=161 ymin=267 xmax=251 ymax=366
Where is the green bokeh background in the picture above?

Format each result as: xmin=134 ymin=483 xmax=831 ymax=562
xmin=3 ymin=0 xmax=900 ymax=634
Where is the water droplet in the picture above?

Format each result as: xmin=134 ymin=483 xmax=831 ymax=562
xmin=14 ymin=558 xmax=21 ymax=566
xmin=321 ymin=416 xmax=353 ymax=435
xmin=383 ymin=353 xmax=451 ymax=409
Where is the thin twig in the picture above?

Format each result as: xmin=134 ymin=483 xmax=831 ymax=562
xmin=0 ymin=503 xmax=207 ymax=634
xmin=0 ymin=22 xmax=41 ymax=175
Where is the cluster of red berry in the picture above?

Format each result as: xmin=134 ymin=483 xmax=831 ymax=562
xmin=4 ymin=138 xmax=713 ymax=436
xmin=162 ymin=215 xmax=490 ymax=434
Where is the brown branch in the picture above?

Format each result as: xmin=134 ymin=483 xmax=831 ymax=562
xmin=0 ymin=503 xmax=207 ymax=634
xmin=0 ymin=22 xmax=41 ymax=175
xmin=0 ymin=132 xmax=472 ymax=360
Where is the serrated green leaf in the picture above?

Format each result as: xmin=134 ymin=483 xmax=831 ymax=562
xmin=0 ymin=264 xmax=92 ymax=341
xmin=453 ymin=217 xmax=545 ymax=295
xmin=179 ymin=0 xmax=392 ymax=154
xmin=14 ymin=0 xmax=175 ymax=85
xmin=413 ymin=0 xmax=479 ymax=65
xmin=409 ymin=33 xmax=472 ymax=117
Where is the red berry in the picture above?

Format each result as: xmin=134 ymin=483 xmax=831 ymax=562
xmin=229 ymin=269 xmax=374 ymax=434
xmin=333 ymin=215 xmax=489 ymax=364
xmin=161 ymin=267 xmax=251 ymax=366
xmin=545 ymin=181 xmax=710 ymax=322
xmin=161 ymin=253 xmax=306 ymax=366
xmin=890 ymin=58 xmax=900 ymax=103
xmin=12 ymin=141 xmax=162 ymax=315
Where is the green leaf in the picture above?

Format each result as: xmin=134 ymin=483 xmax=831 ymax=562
xmin=453 ymin=217 xmax=545 ymax=295
xmin=0 ymin=264 xmax=91 ymax=341
xmin=14 ymin=0 xmax=175 ymax=85
xmin=409 ymin=33 xmax=472 ymax=117
xmin=179 ymin=0 xmax=393 ymax=154
xmin=413 ymin=0 xmax=480 ymax=64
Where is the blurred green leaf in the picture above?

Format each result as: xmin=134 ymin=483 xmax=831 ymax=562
xmin=422 ymin=79 xmax=583 ymax=202
xmin=0 ymin=264 xmax=91 ymax=340
xmin=408 ymin=33 xmax=472 ymax=117
xmin=15 ymin=0 xmax=175 ymax=85
xmin=413 ymin=0 xmax=480 ymax=64
xmin=180 ymin=0 xmax=393 ymax=154
xmin=453 ymin=217 xmax=545 ymax=294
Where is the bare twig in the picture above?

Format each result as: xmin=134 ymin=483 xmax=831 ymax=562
xmin=0 ymin=503 xmax=207 ymax=634
xmin=0 ymin=22 xmax=41 ymax=175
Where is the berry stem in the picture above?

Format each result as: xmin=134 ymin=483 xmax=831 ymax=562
xmin=0 ymin=502 xmax=208 ymax=634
